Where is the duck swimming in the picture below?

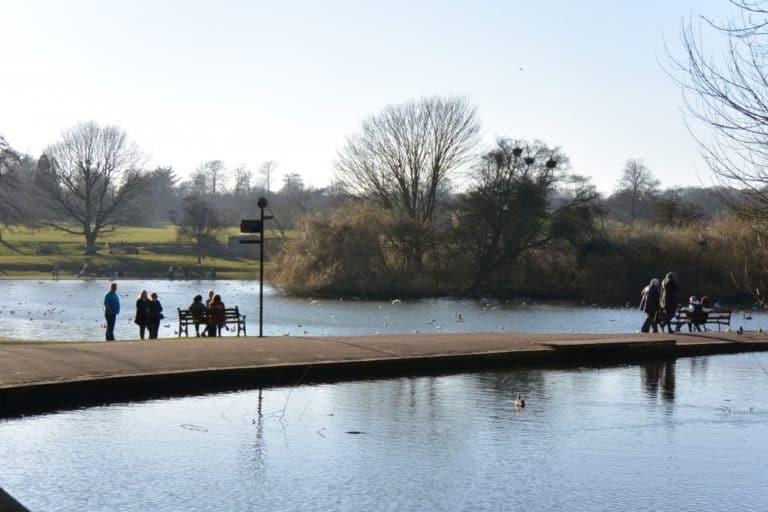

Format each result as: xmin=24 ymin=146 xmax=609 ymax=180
xmin=514 ymin=394 xmax=525 ymax=408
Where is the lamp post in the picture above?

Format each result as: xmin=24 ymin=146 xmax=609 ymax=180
xmin=257 ymin=197 xmax=267 ymax=337
xmin=240 ymin=197 xmax=271 ymax=337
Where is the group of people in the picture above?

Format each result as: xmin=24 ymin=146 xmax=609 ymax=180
xmin=102 ymin=282 xmax=163 ymax=341
xmin=134 ymin=289 xmax=164 ymax=340
xmin=639 ymin=272 xmax=713 ymax=333
xmin=187 ymin=290 xmax=226 ymax=337
xmin=103 ymin=283 xmax=226 ymax=341
xmin=102 ymin=282 xmax=164 ymax=341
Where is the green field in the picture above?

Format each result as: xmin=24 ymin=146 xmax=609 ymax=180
xmin=0 ymin=225 xmax=278 ymax=279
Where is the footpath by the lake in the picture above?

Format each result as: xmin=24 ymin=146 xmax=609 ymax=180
xmin=1 ymin=331 xmax=768 ymax=417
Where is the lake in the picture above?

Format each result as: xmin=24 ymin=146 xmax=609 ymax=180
xmin=0 ymin=352 xmax=766 ymax=511
xmin=2 ymin=279 xmax=766 ymax=341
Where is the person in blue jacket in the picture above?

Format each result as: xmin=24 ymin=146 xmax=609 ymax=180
xmin=104 ymin=282 xmax=121 ymax=341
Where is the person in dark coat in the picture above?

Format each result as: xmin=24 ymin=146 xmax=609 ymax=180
xmin=659 ymin=272 xmax=679 ymax=334
xmin=134 ymin=290 xmax=151 ymax=340
xmin=188 ymin=294 xmax=208 ymax=337
xmin=639 ymin=278 xmax=661 ymax=333
xmin=147 ymin=292 xmax=164 ymax=339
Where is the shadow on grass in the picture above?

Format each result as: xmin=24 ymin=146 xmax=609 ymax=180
xmin=0 ymin=240 xmax=32 ymax=256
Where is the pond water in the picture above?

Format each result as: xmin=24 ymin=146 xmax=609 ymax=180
xmin=1 ymin=352 xmax=767 ymax=511
xmin=2 ymin=279 xmax=767 ymax=341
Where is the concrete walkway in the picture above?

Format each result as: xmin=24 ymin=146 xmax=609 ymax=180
xmin=1 ymin=331 xmax=767 ymax=417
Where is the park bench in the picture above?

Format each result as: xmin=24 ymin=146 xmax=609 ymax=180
xmin=177 ymin=306 xmax=247 ymax=337
xmin=671 ymin=308 xmax=732 ymax=332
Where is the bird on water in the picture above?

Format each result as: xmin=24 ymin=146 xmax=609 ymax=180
xmin=514 ymin=394 xmax=525 ymax=408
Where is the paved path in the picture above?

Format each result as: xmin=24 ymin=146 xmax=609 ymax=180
xmin=1 ymin=331 xmax=767 ymax=416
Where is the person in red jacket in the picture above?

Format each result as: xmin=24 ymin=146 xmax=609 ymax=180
xmin=207 ymin=294 xmax=226 ymax=337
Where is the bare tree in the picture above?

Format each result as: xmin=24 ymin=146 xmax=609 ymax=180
xmin=457 ymin=138 xmax=598 ymax=290
xmin=336 ymin=96 xmax=480 ymax=270
xmin=40 ymin=122 xmax=147 ymax=254
xmin=669 ymin=1 xmax=768 ymax=229
xmin=184 ymin=163 xmax=209 ymax=196
xmin=616 ymin=159 xmax=659 ymax=223
xmin=258 ymin=160 xmax=277 ymax=196
xmin=0 ymin=135 xmax=22 ymax=230
xmin=338 ymin=96 xmax=479 ymax=223
xmin=205 ymin=160 xmax=227 ymax=196
xmin=280 ymin=172 xmax=304 ymax=196
xmin=232 ymin=164 xmax=252 ymax=197
xmin=170 ymin=195 xmax=228 ymax=265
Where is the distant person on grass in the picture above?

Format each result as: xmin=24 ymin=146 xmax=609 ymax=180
xmin=104 ymin=282 xmax=120 ymax=341
xmin=188 ymin=294 xmax=208 ymax=337
xmin=134 ymin=290 xmax=151 ymax=340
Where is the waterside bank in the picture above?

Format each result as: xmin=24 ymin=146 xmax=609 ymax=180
xmin=2 ymin=331 xmax=767 ymax=418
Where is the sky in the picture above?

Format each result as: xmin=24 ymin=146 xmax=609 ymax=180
xmin=0 ymin=0 xmax=738 ymax=193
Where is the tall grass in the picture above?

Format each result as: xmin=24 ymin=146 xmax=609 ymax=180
xmin=273 ymin=206 xmax=766 ymax=305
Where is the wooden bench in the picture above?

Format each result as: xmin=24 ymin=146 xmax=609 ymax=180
xmin=177 ymin=306 xmax=247 ymax=337
xmin=671 ymin=308 xmax=731 ymax=332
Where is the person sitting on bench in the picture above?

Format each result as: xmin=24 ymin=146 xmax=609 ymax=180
xmin=188 ymin=294 xmax=208 ymax=337
xmin=686 ymin=295 xmax=708 ymax=332
xmin=207 ymin=294 xmax=226 ymax=337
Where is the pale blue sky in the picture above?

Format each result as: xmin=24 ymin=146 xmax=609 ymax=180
xmin=0 ymin=0 xmax=734 ymax=192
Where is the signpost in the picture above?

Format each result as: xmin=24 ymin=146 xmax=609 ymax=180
xmin=240 ymin=197 xmax=271 ymax=337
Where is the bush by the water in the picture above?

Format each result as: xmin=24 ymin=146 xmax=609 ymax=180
xmin=274 ymin=204 xmax=767 ymax=305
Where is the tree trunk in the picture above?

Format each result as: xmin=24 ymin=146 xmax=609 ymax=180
xmin=84 ymin=232 xmax=98 ymax=255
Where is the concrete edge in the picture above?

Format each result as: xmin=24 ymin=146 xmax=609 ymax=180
xmin=0 ymin=487 xmax=29 ymax=512
xmin=0 ymin=349 xmax=553 ymax=417
xmin=2 ymin=339 xmax=768 ymax=419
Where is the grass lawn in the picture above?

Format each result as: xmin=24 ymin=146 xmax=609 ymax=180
xmin=0 ymin=224 xmax=280 ymax=279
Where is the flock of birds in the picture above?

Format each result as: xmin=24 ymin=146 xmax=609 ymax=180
xmin=298 ymin=297 xmax=516 ymax=337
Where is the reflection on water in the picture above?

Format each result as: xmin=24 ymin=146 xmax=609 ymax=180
xmin=1 ymin=353 xmax=767 ymax=511
xmin=3 ymin=279 xmax=768 ymax=341
xmin=641 ymin=359 xmax=676 ymax=402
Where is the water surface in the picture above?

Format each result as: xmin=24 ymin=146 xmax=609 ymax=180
xmin=2 ymin=279 xmax=765 ymax=341
xmin=1 ymin=352 xmax=767 ymax=511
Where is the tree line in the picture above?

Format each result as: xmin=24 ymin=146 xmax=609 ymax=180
xmin=6 ymin=0 xmax=768 ymax=309
xmin=0 ymin=103 xmax=757 ymax=305
xmin=0 ymin=100 xmax=757 ymax=304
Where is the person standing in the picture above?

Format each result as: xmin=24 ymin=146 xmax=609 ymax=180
xmin=639 ymin=278 xmax=661 ymax=333
xmin=104 ymin=282 xmax=120 ymax=341
xmin=659 ymin=272 xmax=679 ymax=334
xmin=134 ymin=290 xmax=151 ymax=340
xmin=148 ymin=292 xmax=164 ymax=339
